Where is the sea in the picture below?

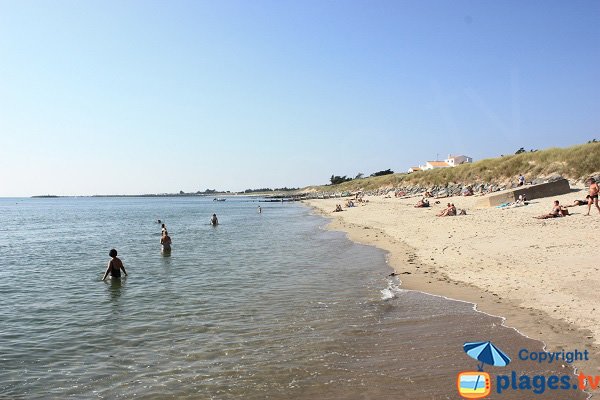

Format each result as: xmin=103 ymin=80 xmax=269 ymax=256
xmin=0 ymin=197 xmax=587 ymax=399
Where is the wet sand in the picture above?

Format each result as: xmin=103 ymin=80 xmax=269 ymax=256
xmin=304 ymin=188 xmax=600 ymax=388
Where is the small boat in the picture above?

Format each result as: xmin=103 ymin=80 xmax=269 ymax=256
xmin=213 ymin=198 xmax=226 ymax=202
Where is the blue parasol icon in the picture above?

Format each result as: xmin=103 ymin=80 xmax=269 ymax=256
xmin=463 ymin=341 xmax=511 ymax=371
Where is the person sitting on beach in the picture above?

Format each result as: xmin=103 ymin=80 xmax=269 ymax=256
xmin=586 ymin=178 xmax=600 ymax=216
xmin=518 ymin=174 xmax=525 ymax=186
xmin=414 ymin=198 xmax=430 ymax=208
xmin=509 ymin=194 xmax=529 ymax=206
xmin=334 ymin=204 xmax=343 ymax=212
xmin=437 ymin=203 xmax=456 ymax=217
xmin=161 ymin=231 xmax=172 ymax=253
xmin=210 ymin=214 xmax=219 ymax=225
xmin=102 ymin=249 xmax=128 ymax=281
xmin=462 ymin=186 xmax=474 ymax=196
xmin=424 ymin=191 xmax=433 ymax=198
xmin=534 ymin=200 xmax=565 ymax=219
xmin=565 ymin=196 xmax=591 ymax=207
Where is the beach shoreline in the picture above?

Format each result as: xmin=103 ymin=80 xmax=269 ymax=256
xmin=303 ymin=190 xmax=600 ymax=377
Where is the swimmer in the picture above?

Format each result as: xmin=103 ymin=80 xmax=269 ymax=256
xmin=102 ymin=249 xmax=128 ymax=281
xmin=161 ymin=231 xmax=172 ymax=253
xmin=210 ymin=214 xmax=219 ymax=226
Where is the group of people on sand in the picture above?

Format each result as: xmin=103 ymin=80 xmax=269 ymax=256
xmin=534 ymin=178 xmax=600 ymax=219
xmin=412 ymin=198 xmax=465 ymax=216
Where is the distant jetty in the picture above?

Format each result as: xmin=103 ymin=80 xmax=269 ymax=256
xmin=31 ymin=195 xmax=60 ymax=198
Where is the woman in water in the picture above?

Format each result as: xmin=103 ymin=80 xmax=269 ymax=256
xmin=210 ymin=214 xmax=219 ymax=226
xmin=161 ymin=231 xmax=172 ymax=253
xmin=102 ymin=249 xmax=128 ymax=281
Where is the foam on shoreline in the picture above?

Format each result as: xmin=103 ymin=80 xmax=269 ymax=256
xmin=304 ymin=191 xmax=600 ymax=377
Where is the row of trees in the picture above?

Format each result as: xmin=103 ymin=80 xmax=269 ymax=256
xmin=243 ymin=187 xmax=299 ymax=193
xmin=329 ymin=169 xmax=394 ymax=185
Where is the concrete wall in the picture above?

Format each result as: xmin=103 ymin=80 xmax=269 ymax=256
xmin=476 ymin=179 xmax=571 ymax=208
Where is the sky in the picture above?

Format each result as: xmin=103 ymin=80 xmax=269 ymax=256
xmin=0 ymin=0 xmax=599 ymax=196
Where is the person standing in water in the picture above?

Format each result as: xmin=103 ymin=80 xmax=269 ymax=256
xmin=161 ymin=231 xmax=172 ymax=253
xmin=258 ymin=205 xmax=262 ymax=214
xmin=210 ymin=214 xmax=219 ymax=226
xmin=102 ymin=249 xmax=128 ymax=281
xmin=161 ymin=223 xmax=167 ymax=235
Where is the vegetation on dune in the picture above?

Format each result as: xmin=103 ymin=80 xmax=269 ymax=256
xmin=305 ymin=142 xmax=600 ymax=192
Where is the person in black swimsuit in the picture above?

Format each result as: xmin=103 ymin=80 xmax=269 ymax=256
xmin=102 ymin=249 xmax=128 ymax=281
xmin=586 ymin=178 xmax=600 ymax=216
xmin=566 ymin=196 xmax=591 ymax=207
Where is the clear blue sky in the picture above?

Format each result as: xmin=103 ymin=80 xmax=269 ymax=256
xmin=1 ymin=0 xmax=598 ymax=196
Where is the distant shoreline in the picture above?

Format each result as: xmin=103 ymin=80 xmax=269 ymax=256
xmin=27 ymin=192 xmax=300 ymax=199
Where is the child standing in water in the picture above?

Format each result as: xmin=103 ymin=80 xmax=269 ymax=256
xmin=102 ymin=249 xmax=128 ymax=281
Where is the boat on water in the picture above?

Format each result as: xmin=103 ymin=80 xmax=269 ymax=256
xmin=213 ymin=198 xmax=226 ymax=202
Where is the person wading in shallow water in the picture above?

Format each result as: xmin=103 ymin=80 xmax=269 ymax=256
xmin=161 ymin=231 xmax=172 ymax=253
xmin=210 ymin=214 xmax=219 ymax=226
xmin=102 ymin=249 xmax=128 ymax=281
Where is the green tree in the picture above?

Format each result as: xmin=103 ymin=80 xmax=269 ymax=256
xmin=370 ymin=169 xmax=394 ymax=177
xmin=330 ymin=175 xmax=352 ymax=185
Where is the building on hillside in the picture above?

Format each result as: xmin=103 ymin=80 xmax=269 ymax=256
xmin=444 ymin=154 xmax=473 ymax=166
xmin=412 ymin=154 xmax=473 ymax=172
xmin=421 ymin=161 xmax=453 ymax=170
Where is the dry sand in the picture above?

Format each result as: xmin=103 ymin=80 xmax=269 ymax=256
xmin=304 ymin=185 xmax=600 ymax=373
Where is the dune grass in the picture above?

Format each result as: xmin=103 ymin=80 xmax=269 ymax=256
xmin=304 ymin=142 xmax=600 ymax=192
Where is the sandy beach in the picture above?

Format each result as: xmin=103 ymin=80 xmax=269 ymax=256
xmin=304 ymin=185 xmax=600 ymax=372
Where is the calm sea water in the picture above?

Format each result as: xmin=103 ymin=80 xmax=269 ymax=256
xmin=0 ymin=197 xmax=586 ymax=399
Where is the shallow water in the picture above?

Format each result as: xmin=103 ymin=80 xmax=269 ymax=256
xmin=0 ymin=197 xmax=587 ymax=399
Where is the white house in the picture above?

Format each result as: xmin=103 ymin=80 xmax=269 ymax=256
xmin=421 ymin=161 xmax=453 ymax=170
xmin=444 ymin=154 xmax=473 ymax=167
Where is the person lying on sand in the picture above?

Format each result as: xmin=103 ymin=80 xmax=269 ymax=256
xmin=534 ymin=200 xmax=566 ymax=219
xmin=414 ymin=198 xmax=430 ymax=208
xmin=565 ymin=196 xmax=591 ymax=207
xmin=437 ymin=203 xmax=456 ymax=217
